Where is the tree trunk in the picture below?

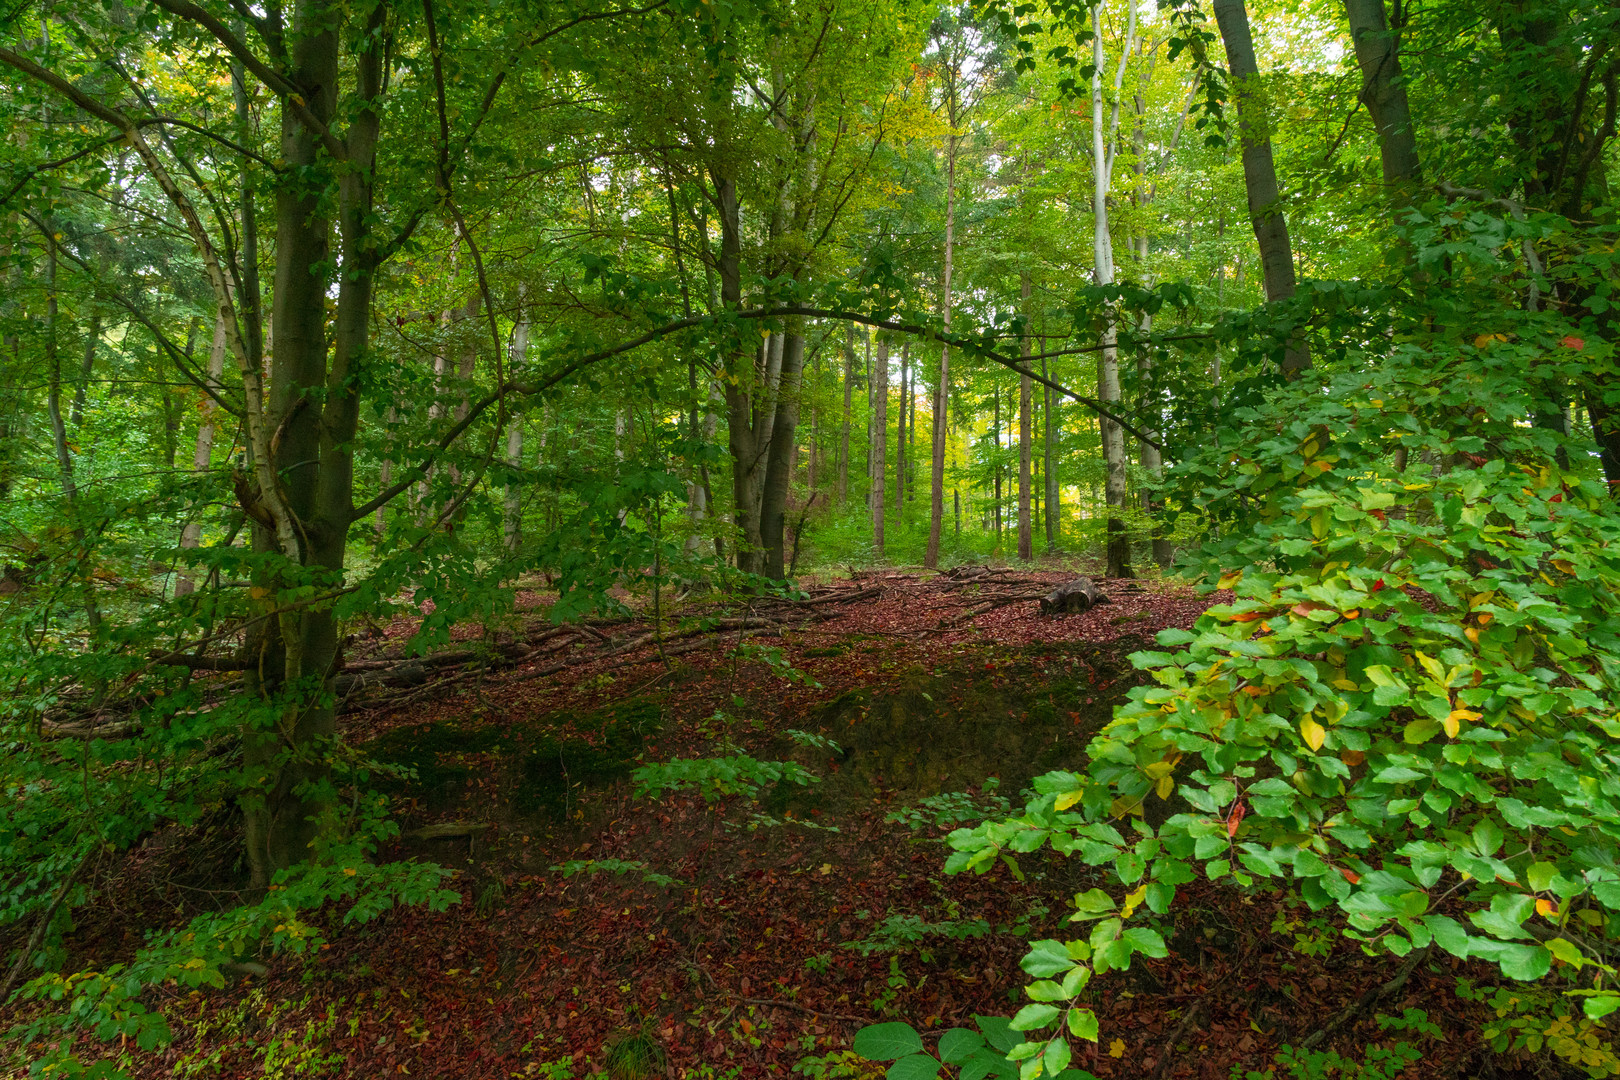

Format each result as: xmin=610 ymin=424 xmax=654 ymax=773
xmin=1018 ymin=274 xmax=1033 ymax=561
xmin=895 ymin=341 xmax=907 ymax=509
xmin=760 ymin=328 xmax=807 ymax=579
xmin=871 ymin=338 xmax=889 ymax=557
xmin=1212 ymin=0 xmax=1310 ymax=377
xmin=175 ymin=314 xmax=227 ymax=597
xmin=241 ymin=0 xmax=344 ymax=889
xmin=1342 ymin=0 xmax=1420 ymax=193
xmin=925 ymin=128 xmax=956 ymax=569
xmin=1092 ymin=2 xmax=1132 ymax=579
xmin=839 ymin=330 xmax=854 ymax=505
xmin=504 ymin=312 xmax=531 ymax=554
xmin=1043 ymin=351 xmax=1058 ymax=549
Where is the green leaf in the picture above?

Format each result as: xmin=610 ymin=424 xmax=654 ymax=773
xmin=1497 ymin=944 xmax=1552 ymax=982
xmin=1044 ymin=1037 xmax=1073 ymax=1075
xmin=1071 ymin=889 xmax=1115 ymax=916
xmin=1122 ymin=927 xmax=1168 ymax=958
xmin=1067 ymin=1007 xmax=1099 ymax=1041
xmin=1010 ymin=1004 xmax=1061 ymax=1032
xmin=855 ymin=1023 xmax=926 ymax=1061
xmin=1422 ymin=915 xmax=1472 ymax=959
xmin=976 ymin=1015 xmax=1020 ymax=1053
xmin=939 ymin=1028 xmax=986 ymax=1065
xmin=1022 ymin=940 xmax=1079 ymax=978
xmin=887 ymin=1055 xmax=943 ymax=1080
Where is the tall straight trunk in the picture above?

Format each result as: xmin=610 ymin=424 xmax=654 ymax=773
xmin=993 ymin=384 xmax=1002 ymax=544
xmin=1212 ymin=0 xmax=1310 ymax=377
xmin=176 ymin=314 xmax=228 ymax=596
xmin=760 ymin=328 xmax=808 ymax=579
xmin=808 ymin=349 xmax=819 ymax=492
xmin=1092 ymin=1 xmax=1132 ymax=578
xmin=871 ymin=338 xmax=889 ymax=556
xmin=1342 ymin=0 xmax=1420 ymax=193
xmin=909 ymin=344 xmax=919 ymax=504
xmin=1043 ymin=350 xmax=1058 ymax=548
xmin=838 ymin=330 xmax=854 ymax=505
xmin=925 ymin=129 xmax=957 ymax=569
xmin=504 ymin=313 xmax=531 ymax=553
xmin=1132 ymin=235 xmax=1171 ymax=568
xmin=1017 ymin=274 xmax=1033 ymax=560
xmin=895 ymin=342 xmax=907 ymax=509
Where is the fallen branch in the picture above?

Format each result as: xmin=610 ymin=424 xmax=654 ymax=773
xmin=1297 ymin=945 xmax=1431 ymax=1051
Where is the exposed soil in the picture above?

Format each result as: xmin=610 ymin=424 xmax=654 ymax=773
xmin=5 ymin=570 xmax=1567 ymax=1080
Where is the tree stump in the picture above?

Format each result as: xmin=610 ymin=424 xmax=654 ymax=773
xmin=1038 ymin=577 xmax=1111 ymax=614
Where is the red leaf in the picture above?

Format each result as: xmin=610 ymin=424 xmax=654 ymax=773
xmin=1561 ymin=336 xmax=1585 ymax=350
xmin=1226 ymin=801 xmax=1246 ymax=838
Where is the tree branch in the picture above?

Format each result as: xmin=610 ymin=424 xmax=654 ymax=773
xmin=142 ymin=0 xmax=347 ymax=161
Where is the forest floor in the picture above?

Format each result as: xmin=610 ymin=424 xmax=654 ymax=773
xmin=26 ymin=564 xmax=1552 ymax=1080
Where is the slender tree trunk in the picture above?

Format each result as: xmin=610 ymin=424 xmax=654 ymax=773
xmin=1212 ymin=0 xmax=1310 ymax=377
xmin=69 ymin=313 xmax=97 ymax=428
xmin=1092 ymin=2 xmax=1132 ymax=578
xmin=839 ymin=330 xmax=854 ymax=505
xmin=176 ymin=315 xmax=227 ymax=596
xmin=925 ymin=129 xmax=957 ymax=569
xmin=871 ymin=338 xmax=889 ymax=557
xmin=895 ymin=342 xmax=907 ymax=509
xmin=1018 ymin=274 xmax=1033 ymax=560
xmin=1043 ymin=350 xmax=1057 ymax=549
xmin=504 ymin=312 xmax=531 ymax=554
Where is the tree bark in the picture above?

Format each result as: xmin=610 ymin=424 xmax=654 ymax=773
xmin=1212 ymin=0 xmax=1310 ymax=377
xmin=1092 ymin=1 xmax=1133 ymax=579
xmin=925 ymin=126 xmax=957 ymax=569
xmin=871 ymin=338 xmax=889 ymax=556
xmin=839 ymin=329 xmax=854 ymax=505
xmin=1342 ymin=0 xmax=1420 ymax=193
xmin=1043 ymin=350 xmax=1058 ymax=549
xmin=1018 ymin=274 xmax=1033 ymax=560
xmin=760 ymin=327 xmax=808 ymax=579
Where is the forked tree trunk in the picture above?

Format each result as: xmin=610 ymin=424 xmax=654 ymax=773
xmin=1342 ymin=0 xmax=1420 ymax=194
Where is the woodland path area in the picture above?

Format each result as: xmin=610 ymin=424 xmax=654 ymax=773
xmin=37 ymin=570 xmax=1519 ymax=1080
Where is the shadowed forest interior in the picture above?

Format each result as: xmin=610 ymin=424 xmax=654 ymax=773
xmin=2 ymin=0 xmax=1620 ymax=1074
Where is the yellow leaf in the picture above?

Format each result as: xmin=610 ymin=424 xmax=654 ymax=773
xmin=1156 ymin=774 xmax=1175 ymax=800
xmin=1465 ymin=628 xmax=1480 ymax=644
xmin=1552 ymin=559 xmax=1575 ymax=575
xmin=1055 ymin=790 xmax=1085 ymax=812
xmin=1120 ymin=884 xmax=1148 ymax=920
xmin=1300 ymin=716 xmax=1326 ymax=752
xmin=1217 ymin=571 xmax=1242 ymax=589
xmin=250 ymin=586 xmax=270 ymax=600
xmin=1109 ymin=1039 xmax=1126 ymax=1058
xmin=1536 ymin=898 xmax=1556 ymax=918
xmin=1331 ymin=679 xmax=1359 ymax=691
xmin=1442 ymin=714 xmax=1460 ymax=739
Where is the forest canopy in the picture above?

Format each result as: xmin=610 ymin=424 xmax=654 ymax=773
xmin=2 ymin=0 xmax=1618 ymax=1071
